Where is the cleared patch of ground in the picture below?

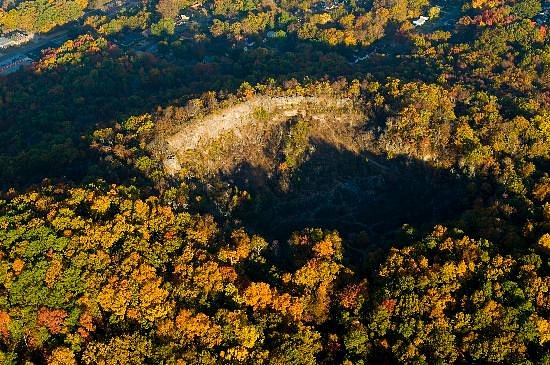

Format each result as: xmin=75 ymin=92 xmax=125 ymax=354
xmin=160 ymin=96 xmax=360 ymax=177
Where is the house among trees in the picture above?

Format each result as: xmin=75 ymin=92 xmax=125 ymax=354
xmin=0 ymin=30 xmax=33 ymax=49
xmin=412 ymin=15 xmax=429 ymax=26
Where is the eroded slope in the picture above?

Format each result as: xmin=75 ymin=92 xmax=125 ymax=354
xmin=151 ymin=95 xmax=466 ymax=238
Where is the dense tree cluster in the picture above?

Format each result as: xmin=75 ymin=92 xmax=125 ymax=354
xmin=460 ymin=0 xmax=542 ymax=26
xmin=156 ymin=0 xmax=197 ymax=19
xmin=0 ymin=0 xmax=549 ymax=363
xmin=0 ymin=34 xmax=192 ymax=188
xmin=0 ymin=0 xmax=88 ymax=33
xmin=84 ymin=10 xmax=150 ymax=35
xmin=205 ymin=0 xmax=434 ymax=45
xmin=0 ymin=183 xmax=547 ymax=364
xmin=5 ymin=108 xmax=550 ymax=362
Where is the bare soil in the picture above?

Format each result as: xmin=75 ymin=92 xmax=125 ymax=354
xmin=161 ymin=96 xmax=358 ymax=176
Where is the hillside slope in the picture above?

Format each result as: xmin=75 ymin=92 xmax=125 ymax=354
xmin=147 ymin=93 xmax=468 ymax=238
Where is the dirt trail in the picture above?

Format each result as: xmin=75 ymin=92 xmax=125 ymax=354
xmin=164 ymin=96 xmax=351 ymax=174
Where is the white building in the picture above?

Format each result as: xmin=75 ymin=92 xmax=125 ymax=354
xmin=413 ymin=16 xmax=429 ymax=27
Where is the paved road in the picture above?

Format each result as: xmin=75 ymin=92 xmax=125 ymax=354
xmin=0 ymin=5 xmax=110 ymax=65
xmin=0 ymin=29 xmax=70 ymax=64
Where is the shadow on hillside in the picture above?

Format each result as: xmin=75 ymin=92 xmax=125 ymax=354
xmin=0 ymin=29 xmax=437 ymax=190
xmin=195 ymin=140 xmax=474 ymax=245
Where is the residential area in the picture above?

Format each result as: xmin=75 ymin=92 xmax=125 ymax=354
xmin=0 ymin=0 xmax=548 ymax=76
xmin=0 ymin=0 xmax=144 ymax=75
xmin=0 ymin=0 xmax=207 ymax=75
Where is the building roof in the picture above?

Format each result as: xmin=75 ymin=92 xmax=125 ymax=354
xmin=413 ymin=16 xmax=429 ymax=26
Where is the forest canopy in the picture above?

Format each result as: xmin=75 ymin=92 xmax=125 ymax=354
xmin=0 ymin=0 xmax=549 ymax=364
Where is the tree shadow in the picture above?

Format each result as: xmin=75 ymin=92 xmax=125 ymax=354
xmin=0 ymin=27 xmax=439 ymax=190
xmin=206 ymin=139 xmax=474 ymax=245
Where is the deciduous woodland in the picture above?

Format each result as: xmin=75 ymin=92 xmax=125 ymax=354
xmin=0 ymin=0 xmax=549 ymax=364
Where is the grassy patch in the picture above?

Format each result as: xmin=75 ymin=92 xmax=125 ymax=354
xmin=283 ymin=118 xmax=310 ymax=169
xmin=252 ymin=106 xmax=271 ymax=123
